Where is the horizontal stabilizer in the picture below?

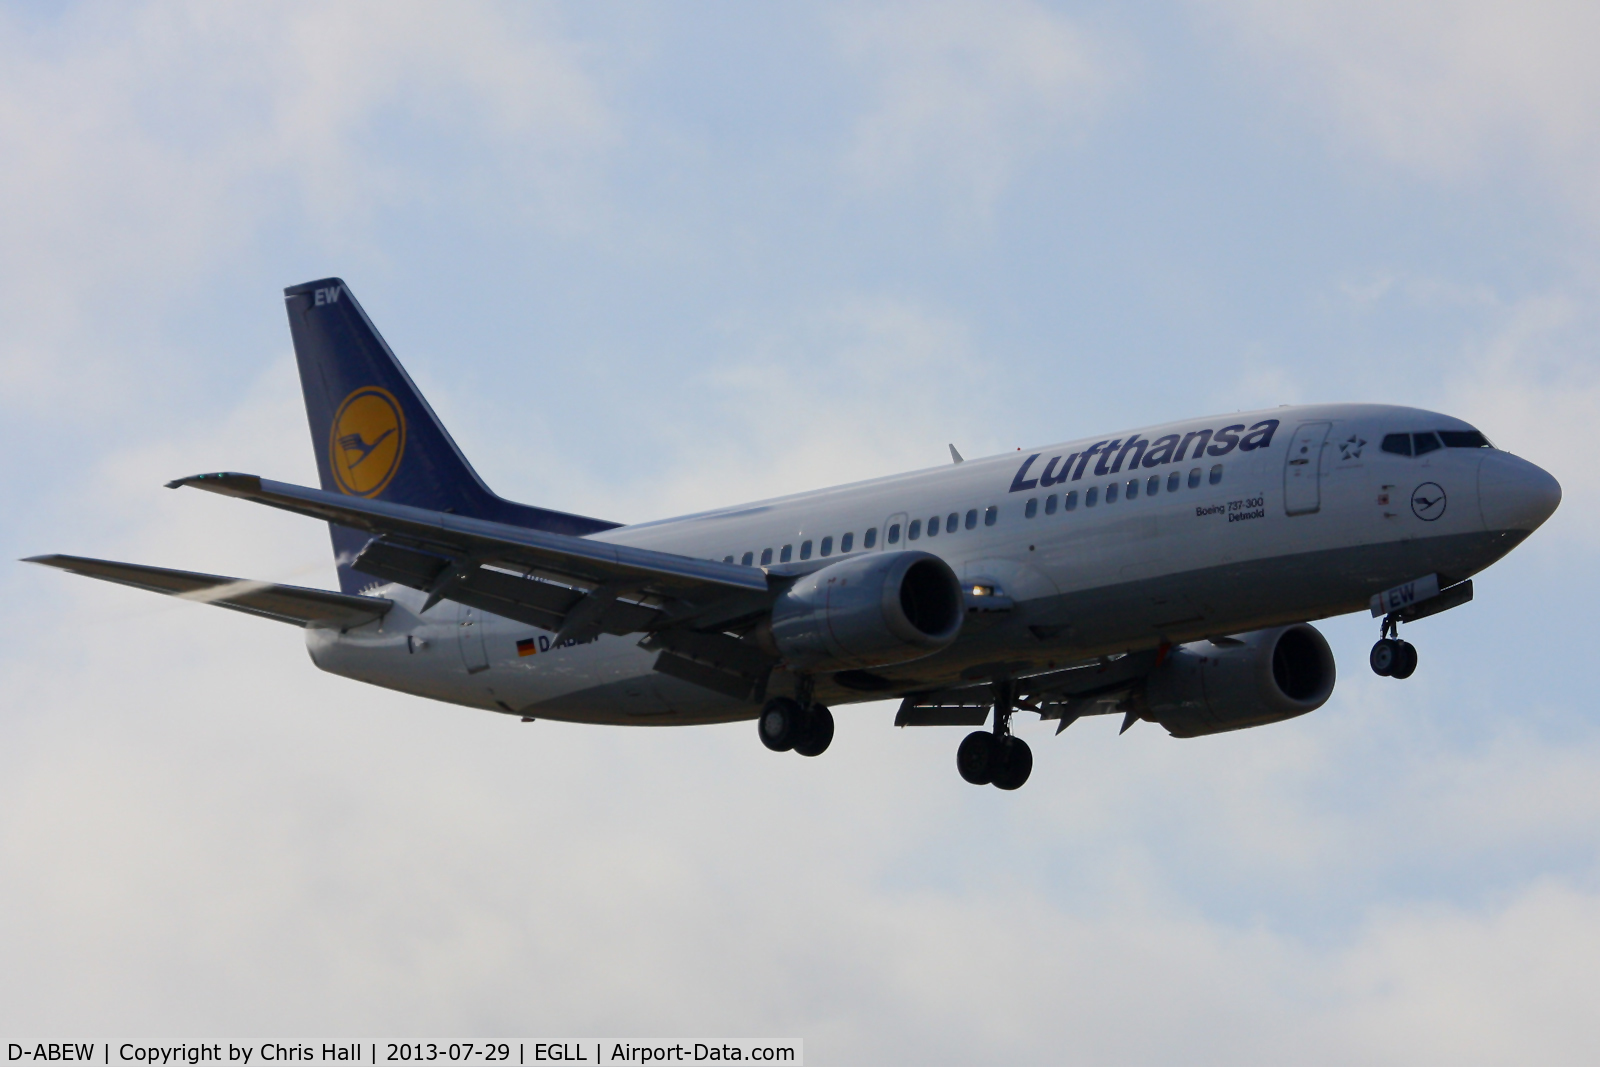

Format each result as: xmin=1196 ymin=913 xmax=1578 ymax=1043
xmin=25 ymin=554 xmax=392 ymax=629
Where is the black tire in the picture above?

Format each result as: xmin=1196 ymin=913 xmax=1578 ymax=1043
xmin=1392 ymin=641 xmax=1418 ymax=680
xmin=992 ymin=736 xmax=1033 ymax=791
xmin=1369 ymin=639 xmax=1398 ymax=676
xmin=793 ymin=703 xmax=835 ymax=757
xmin=957 ymin=731 xmax=998 ymax=785
xmin=757 ymin=697 xmax=805 ymax=752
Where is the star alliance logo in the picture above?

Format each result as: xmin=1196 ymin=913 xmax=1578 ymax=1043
xmin=1338 ymin=434 xmax=1367 ymax=461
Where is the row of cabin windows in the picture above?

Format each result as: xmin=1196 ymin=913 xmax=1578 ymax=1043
xmin=726 ymin=527 xmax=880 ymax=567
xmin=716 ymin=462 xmax=1230 ymax=567
xmin=901 ymin=505 xmax=997 ymax=543
xmin=1380 ymin=430 xmax=1492 ymax=457
xmin=720 ymin=502 xmax=1002 ymax=567
xmin=1023 ymin=463 xmax=1224 ymax=516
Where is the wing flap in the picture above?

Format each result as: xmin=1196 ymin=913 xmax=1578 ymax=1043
xmin=25 ymin=554 xmax=392 ymax=628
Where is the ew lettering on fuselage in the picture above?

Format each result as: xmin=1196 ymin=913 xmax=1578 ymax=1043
xmin=1009 ymin=419 xmax=1280 ymax=493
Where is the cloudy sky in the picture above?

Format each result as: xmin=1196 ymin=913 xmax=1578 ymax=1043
xmin=3 ymin=0 xmax=1599 ymax=1059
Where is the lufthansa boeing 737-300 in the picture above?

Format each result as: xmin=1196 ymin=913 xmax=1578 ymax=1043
xmin=28 ymin=279 xmax=1563 ymax=789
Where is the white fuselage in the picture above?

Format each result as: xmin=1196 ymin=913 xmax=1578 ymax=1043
xmin=306 ymin=403 xmax=1557 ymax=725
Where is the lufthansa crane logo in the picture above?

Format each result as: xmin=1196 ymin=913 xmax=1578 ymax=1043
xmin=1411 ymin=481 xmax=1446 ymax=521
xmin=330 ymin=386 xmax=406 ymax=497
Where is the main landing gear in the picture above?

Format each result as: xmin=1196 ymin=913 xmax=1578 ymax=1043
xmin=1370 ymin=615 xmax=1418 ymax=679
xmin=757 ymin=696 xmax=835 ymax=757
xmin=956 ymin=680 xmax=1032 ymax=790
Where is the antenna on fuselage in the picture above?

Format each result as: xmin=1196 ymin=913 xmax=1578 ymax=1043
xmin=949 ymin=444 xmax=964 ymax=464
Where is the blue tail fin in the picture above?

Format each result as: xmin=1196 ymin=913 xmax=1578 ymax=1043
xmin=284 ymin=278 xmax=619 ymax=593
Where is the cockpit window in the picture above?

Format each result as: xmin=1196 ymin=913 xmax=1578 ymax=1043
xmin=1438 ymin=430 xmax=1492 ymax=448
xmin=1384 ymin=429 xmax=1492 ymax=457
xmin=1381 ymin=433 xmax=1411 ymax=456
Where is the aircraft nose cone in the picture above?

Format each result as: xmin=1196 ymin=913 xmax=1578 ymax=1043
xmin=1478 ymin=450 xmax=1562 ymax=533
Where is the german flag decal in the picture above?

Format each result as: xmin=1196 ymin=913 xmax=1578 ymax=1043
xmin=516 ymin=638 xmax=539 ymax=657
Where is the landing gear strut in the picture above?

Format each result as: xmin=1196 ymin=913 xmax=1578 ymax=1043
xmin=757 ymin=695 xmax=834 ymax=757
xmin=1370 ymin=614 xmax=1418 ymax=679
xmin=956 ymin=680 xmax=1032 ymax=790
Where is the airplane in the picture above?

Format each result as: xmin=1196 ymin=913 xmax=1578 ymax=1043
xmin=27 ymin=278 xmax=1562 ymax=790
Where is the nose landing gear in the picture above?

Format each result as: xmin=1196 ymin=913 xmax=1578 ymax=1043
xmin=1370 ymin=615 xmax=1418 ymax=679
xmin=956 ymin=680 xmax=1033 ymax=790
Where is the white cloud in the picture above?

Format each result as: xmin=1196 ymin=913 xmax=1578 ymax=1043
xmin=835 ymin=0 xmax=1116 ymax=211
xmin=1200 ymin=0 xmax=1600 ymax=215
xmin=0 ymin=0 xmax=613 ymax=410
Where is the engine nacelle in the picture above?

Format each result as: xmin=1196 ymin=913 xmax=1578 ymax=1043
xmin=1135 ymin=623 xmax=1336 ymax=737
xmin=768 ymin=550 xmax=964 ymax=671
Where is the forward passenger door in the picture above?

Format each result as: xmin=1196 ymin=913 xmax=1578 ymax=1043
xmin=1284 ymin=422 xmax=1331 ymax=516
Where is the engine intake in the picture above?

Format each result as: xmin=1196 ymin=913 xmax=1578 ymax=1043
xmin=1137 ymin=623 xmax=1337 ymax=737
xmin=769 ymin=551 xmax=964 ymax=671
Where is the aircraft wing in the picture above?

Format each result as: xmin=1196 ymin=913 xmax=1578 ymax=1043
xmin=25 ymin=554 xmax=392 ymax=629
xmin=166 ymin=472 xmax=774 ymax=642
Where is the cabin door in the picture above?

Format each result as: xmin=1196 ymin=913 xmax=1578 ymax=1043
xmin=1283 ymin=422 xmax=1331 ymax=516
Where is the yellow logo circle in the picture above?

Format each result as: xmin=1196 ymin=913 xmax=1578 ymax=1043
xmin=329 ymin=386 xmax=406 ymax=496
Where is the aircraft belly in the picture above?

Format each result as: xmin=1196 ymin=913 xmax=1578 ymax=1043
xmin=809 ymin=528 xmax=1524 ymax=707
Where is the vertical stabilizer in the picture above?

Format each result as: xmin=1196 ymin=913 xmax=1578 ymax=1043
xmin=283 ymin=278 xmax=618 ymax=593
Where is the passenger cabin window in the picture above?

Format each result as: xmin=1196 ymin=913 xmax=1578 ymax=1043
xmin=984 ymin=505 xmax=998 ymax=526
xmin=841 ymin=532 xmax=854 ymax=552
xmin=760 ymin=548 xmax=773 ymax=565
xmin=820 ymin=536 xmax=833 ymax=557
xmin=908 ymin=518 xmax=922 ymax=540
xmin=1025 ymin=498 xmax=1038 ymax=518
xmin=1209 ymin=463 xmax=1224 ymax=485
xmin=1413 ymin=432 xmax=1442 ymax=456
xmin=1126 ymin=478 xmax=1139 ymax=499
xmin=1085 ymin=486 xmax=1099 ymax=507
xmin=1105 ymin=482 xmax=1119 ymax=504
xmin=1063 ymin=490 xmax=1078 ymax=510
xmin=1044 ymin=494 xmax=1058 ymax=515
xmin=741 ymin=551 xmax=753 ymax=566
xmin=1167 ymin=471 xmax=1180 ymax=492
xmin=863 ymin=528 xmax=877 ymax=548
xmin=947 ymin=513 xmax=958 ymax=533
xmin=965 ymin=509 xmax=978 ymax=529
xmin=1147 ymin=474 xmax=1160 ymax=496
xmin=887 ymin=524 xmax=900 ymax=544
xmin=1382 ymin=433 xmax=1412 ymax=456
xmin=780 ymin=544 xmax=793 ymax=563
xmin=800 ymin=540 xmax=813 ymax=560
xmin=1188 ymin=468 xmax=1201 ymax=489
xmin=926 ymin=516 xmax=939 ymax=537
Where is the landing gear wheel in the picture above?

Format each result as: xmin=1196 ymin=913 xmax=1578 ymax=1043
xmin=957 ymin=731 xmax=999 ymax=785
xmin=991 ymin=736 xmax=1033 ymax=791
xmin=1370 ymin=638 xmax=1400 ymax=677
xmin=757 ymin=697 xmax=805 ymax=752
xmin=1391 ymin=641 xmax=1418 ymax=680
xmin=793 ymin=703 xmax=834 ymax=757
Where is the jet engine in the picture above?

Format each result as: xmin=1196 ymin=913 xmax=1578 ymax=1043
xmin=1135 ymin=623 xmax=1336 ymax=737
xmin=767 ymin=550 xmax=964 ymax=671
